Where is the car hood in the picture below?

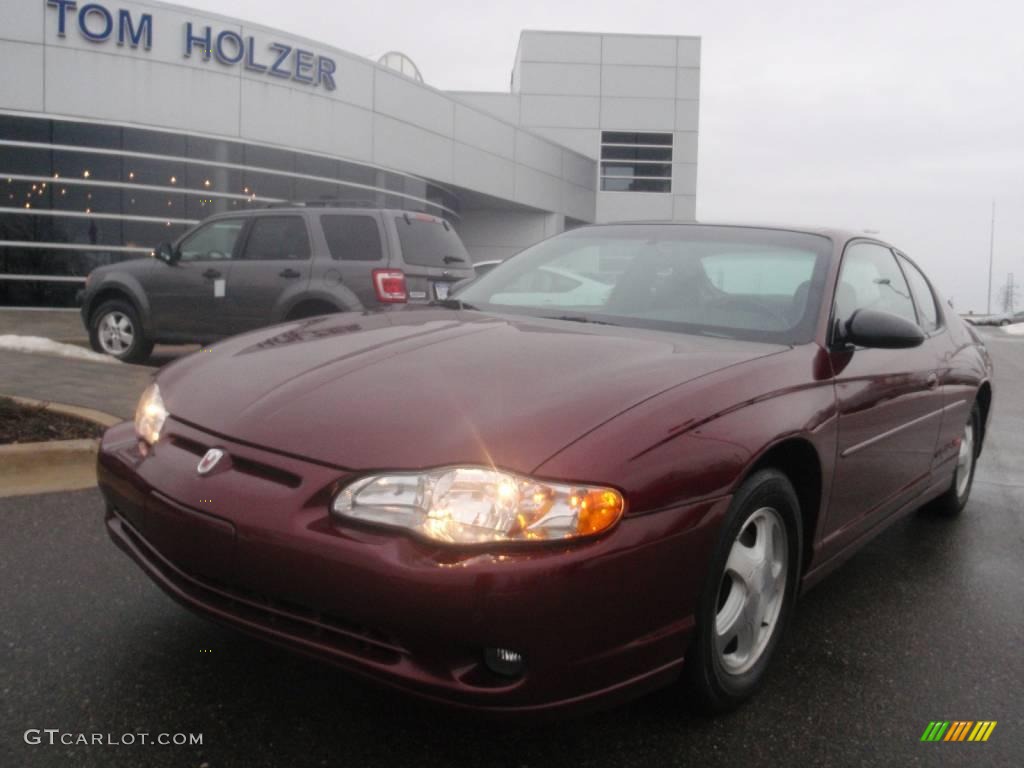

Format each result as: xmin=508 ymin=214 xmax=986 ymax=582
xmin=158 ymin=309 xmax=786 ymax=472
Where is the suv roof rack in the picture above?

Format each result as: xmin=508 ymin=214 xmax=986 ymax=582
xmin=264 ymin=198 xmax=381 ymax=209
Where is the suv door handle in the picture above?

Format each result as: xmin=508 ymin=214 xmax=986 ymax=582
xmin=278 ymin=269 xmax=301 ymax=278
xmin=926 ymin=373 xmax=940 ymax=390
xmin=202 ymin=268 xmax=221 ymax=279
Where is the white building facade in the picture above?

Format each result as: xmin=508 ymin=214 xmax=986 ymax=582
xmin=0 ymin=1 xmax=699 ymax=307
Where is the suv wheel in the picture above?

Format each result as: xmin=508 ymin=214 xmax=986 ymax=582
xmin=89 ymin=300 xmax=153 ymax=363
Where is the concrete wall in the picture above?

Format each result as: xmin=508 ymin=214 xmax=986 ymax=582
xmin=455 ymin=31 xmax=701 ymax=224
xmin=458 ymin=209 xmax=564 ymax=262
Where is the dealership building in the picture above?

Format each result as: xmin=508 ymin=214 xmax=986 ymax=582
xmin=0 ymin=0 xmax=700 ymax=307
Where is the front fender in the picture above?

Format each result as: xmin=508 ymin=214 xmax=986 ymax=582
xmin=83 ymin=272 xmax=152 ymax=332
xmin=535 ymin=345 xmax=838 ymax=517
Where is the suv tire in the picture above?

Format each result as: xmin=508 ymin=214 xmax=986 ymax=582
xmin=89 ymin=299 xmax=154 ymax=363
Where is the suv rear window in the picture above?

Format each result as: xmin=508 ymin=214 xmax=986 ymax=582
xmin=321 ymin=215 xmax=383 ymax=261
xmin=394 ymin=214 xmax=471 ymax=269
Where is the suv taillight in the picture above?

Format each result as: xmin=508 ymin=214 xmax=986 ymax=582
xmin=373 ymin=269 xmax=407 ymax=303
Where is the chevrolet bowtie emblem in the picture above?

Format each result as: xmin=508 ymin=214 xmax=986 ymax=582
xmin=197 ymin=448 xmax=225 ymax=475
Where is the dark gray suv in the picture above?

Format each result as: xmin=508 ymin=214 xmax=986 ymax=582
xmin=80 ymin=205 xmax=474 ymax=362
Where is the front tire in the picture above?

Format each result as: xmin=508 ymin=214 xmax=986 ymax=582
xmin=931 ymin=403 xmax=981 ymax=516
xmin=89 ymin=300 xmax=153 ymax=363
xmin=686 ymin=469 xmax=801 ymax=713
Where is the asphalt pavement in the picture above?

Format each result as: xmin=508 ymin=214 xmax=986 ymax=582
xmin=1 ymin=328 xmax=1021 ymax=768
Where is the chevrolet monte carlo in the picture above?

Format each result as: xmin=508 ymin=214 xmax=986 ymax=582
xmin=98 ymin=224 xmax=993 ymax=715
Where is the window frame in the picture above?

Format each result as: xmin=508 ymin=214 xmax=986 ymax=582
xmin=174 ymin=217 xmax=247 ymax=262
xmin=235 ymin=213 xmax=313 ymax=262
xmin=894 ymin=250 xmax=945 ymax=336
xmin=599 ymin=131 xmax=674 ymax=194
xmin=319 ymin=212 xmax=385 ymax=262
xmin=828 ymin=238 xmax=921 ymax=349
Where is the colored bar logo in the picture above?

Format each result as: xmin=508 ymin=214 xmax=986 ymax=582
xmin=921 ymin=721 xmax=997 ymax=742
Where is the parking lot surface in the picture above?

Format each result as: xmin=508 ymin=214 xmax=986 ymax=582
xmin=1 ymin=328 xmax=1021 ymax=767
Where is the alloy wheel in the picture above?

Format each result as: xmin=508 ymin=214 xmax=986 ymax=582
xmin=955 ymin=419 xmax=976 ymax=499
xmin=98 ymin=311 xmax=135 ymax=355
xmin=715 ymin=506 xmax=789 ymax=676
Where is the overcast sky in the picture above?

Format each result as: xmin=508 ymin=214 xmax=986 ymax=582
xmin=185 ymin=0 xmax=1023 ymax=312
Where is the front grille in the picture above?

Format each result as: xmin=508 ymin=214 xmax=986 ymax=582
xmin=118 ymin=513 xmax=405 ymax=664
xmin=167 ymin=433 xmax=302 ymax=489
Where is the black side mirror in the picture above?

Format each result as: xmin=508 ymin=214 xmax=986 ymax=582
xmin=840 ymin=308 xmax=925 ymax=349
xmin=154 ymin=242 xmax=178 ymax=264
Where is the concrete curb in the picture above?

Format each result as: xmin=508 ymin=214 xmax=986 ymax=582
xmin=6 ymin=395 xmax=123 ymax=428
xmin=0 ymin=396 xmax=122 ymax=498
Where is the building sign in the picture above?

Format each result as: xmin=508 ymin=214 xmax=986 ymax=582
xmin=44 ymin=1 xmax=338 ymax=91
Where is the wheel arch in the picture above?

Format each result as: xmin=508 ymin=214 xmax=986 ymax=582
xmin=87 ymin=283 xmax=148 ymax=332
xmin=975 ymin=381 xmax=992 ymax=458
xmin=277 ymin=287 xmax=361 ymax=322
xmin=740 ymin=437 xmax=823 ymax=576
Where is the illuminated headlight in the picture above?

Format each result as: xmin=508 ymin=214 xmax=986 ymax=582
xmin=134 ymin=382 xmax=167 ymax=445
xmin=331 ymin=467 xmax=624 ymax=544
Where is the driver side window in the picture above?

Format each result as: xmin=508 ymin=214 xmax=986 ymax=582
xmin=835 ymin=243 xmax=917 ymax=327
xmin=177 ymin=219 xmax=245 ymax=262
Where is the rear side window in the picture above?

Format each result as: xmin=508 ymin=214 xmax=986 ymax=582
xmin=394 ymin=214 xmax=471 ymax=268
xmin=898 ymin=255 xmax=940 ymax=333
xmin=835 ymin=243 xmax=917 ymax=326
xmin=321 ymin=215 xmax=383 ymax=261
xmin=241 ymin=216 xmax=311 ymax=261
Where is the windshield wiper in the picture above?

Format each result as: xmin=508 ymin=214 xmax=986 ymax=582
xmin=541 ymin=314 xmax=619 ymax=326
xmin=442 ymin=255 xmax=466 ymax=264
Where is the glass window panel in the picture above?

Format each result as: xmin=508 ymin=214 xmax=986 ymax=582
xmin=0 ymin=115 xmax=52 ymax=143
xmin=0 ymin=146 xmax=52 ymax=176
xmin=601 ymin=146 xmax=673 ymax=161
xmin=245 ymin=145 xmax=295 ymax=173
xmin=898 ymin=255 xmax=941 ymax=332
xmin=187 ymin=135 xmax=244 ymax=164
xmin=601 ymin=131 xmax=673 ymax=146
xmin=125 ymin=220 xmax=188 ymax=248
xmin=241 ymin=216 xmax=311 ymax=261
xmin=178 ymin=219 xmax=245 ymax=261
xmin=123 ymin=128 xmax=187 ymax=157
xmin=321 ymin=214 xmax=383 ymax=261
xmin=600 ymin=177 xmax=671 ymax=192
xmin=835 ymin=243 xmax=917 ymax=325
xmin=52 ymin=122 xmax=122 ymax=149
xmin=601 ymin=162 xmax=672 ymax=178
xmin=0 ymin=278 xmax=81 ymax=308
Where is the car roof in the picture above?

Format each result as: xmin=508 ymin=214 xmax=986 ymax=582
xmin=202 ymin=206 xmax=428 ymax=219
xmin=585 ymin=221 xmax=892 ymax=249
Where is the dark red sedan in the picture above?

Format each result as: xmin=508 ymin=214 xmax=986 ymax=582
xmin=99 ymin=224 xmax=993 ymax=715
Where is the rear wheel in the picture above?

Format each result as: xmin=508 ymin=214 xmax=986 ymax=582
xmin=931 ymin=403 xmax=981 ymax=515
xmin=686 ymin=469 xmax=801 ymax=713
xmin=89 ymin=299 xmax=153 ymax=363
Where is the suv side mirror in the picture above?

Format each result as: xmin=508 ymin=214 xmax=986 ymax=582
xmin=839 ymin=308 xmax=925 ymax=349
xmin=154 ymin=242 xmax=178 ymax=264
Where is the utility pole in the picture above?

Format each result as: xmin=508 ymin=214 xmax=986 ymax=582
xmin=987 ymin=200 xmax=995 ymax=315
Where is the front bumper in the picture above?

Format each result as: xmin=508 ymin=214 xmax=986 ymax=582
xmin=98 ymin=419 xmax=728 ymax=715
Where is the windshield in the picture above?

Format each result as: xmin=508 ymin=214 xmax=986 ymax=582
xmin=455 ymin=225 xmax=832 ymax=344
xmin=394 ymin=214 xmax=472 ymax=269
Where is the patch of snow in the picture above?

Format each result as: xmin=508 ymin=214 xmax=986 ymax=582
xmin=0 ymin=335 xmax=117 ymax=363
xmin=1003 ymin=322 xmax=1024 ymax=336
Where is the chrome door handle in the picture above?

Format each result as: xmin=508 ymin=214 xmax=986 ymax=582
xmin=279 ymin=269 xmax=301 ymax=278
xmin=202 ymin=268 xmax=221 ymax=279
